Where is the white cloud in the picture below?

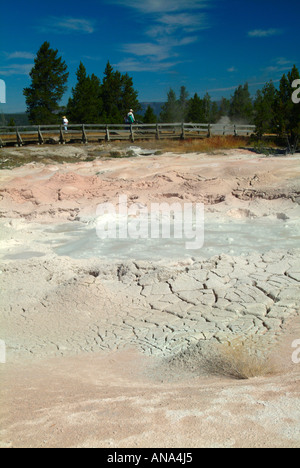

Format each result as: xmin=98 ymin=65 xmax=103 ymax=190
xmin=109 ymin=0 xmax=209 ymax=14
xmin=121 ymin=36 xmax=199 ymax=62
xmin=227 ymin=66 xmax=237 ymax=73
xmin=208 ymin=80 xmax=280 ymax=94
xmin=0 ymin=63 xmax=33 ymax=76
xmin=273 ymin=57 xmax=293 ymax=66
xmin=38 ymin=17 xmax=96 ymax=34
xmin=177 ymin=36 xmax=199 ymax=46
xmin=261 ymin=57 xmax=295 ymax=74
xmin=263 ymin=66 xmax=278 ymax=73
xmin=82 ymin=55 xmax=102 ymax=61
xmin=111 ymin=0 xmax=212 ymax=73
xmin=117 ymin=37 xmax=190 ymax=72
xmin=146 ymin=12 xmax=208 ymax=37
xmin=207 ymin=84 xmax=239 ymax=93
xmin=6 ymin=51 xmax=35 ymax=60
xmin=121 ymin=42 xmax=172 ymax=61
xmin=114 ymin=57 xmax=183 ymax=72
xmin=263 ymin=65 xmax=293 ymax=74
xmin=158 ymin=12 xmax=207 ymax=28
xmin=248 ymin=28 xmax=283 ymax=38
xmin=119 ymin=35 xmax=199 ymax=73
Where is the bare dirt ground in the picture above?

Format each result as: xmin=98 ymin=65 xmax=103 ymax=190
xmin=0 ymin=144 xmax=300 ymax=448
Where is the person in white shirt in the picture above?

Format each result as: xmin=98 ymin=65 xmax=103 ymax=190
xmin=62 ymin=116 xmax=69 ymax=132
xmin=127 ymin=109 xmax=135 ymax=124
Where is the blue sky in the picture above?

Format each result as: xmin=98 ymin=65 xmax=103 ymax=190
xmin=0 ymin=0 xmax=299 ymax=112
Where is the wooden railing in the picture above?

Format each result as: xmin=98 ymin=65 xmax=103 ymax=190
xmin=0 ymin=122 xmax=256 ymax=147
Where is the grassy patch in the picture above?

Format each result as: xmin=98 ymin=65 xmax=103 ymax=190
xmin=202 ymin=335 xmax=277 ymax=380
xmin=132 ymin=136 xmax=251 ymax=154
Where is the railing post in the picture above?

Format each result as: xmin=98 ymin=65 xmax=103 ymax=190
xmin=16 ymin=127 xmax=23 ymax=147
xmin=59 ymin=125 xmax=65 ymax=144
xmin=207 ymin=124 xmax=211 ymax=138
xmin=130 ymin=124 xmax=134 ymax=142
xmin=105 ymin=125 xmax=110 ymax=142
xmin=38 ymin=126 xmax=44 ymax=145
xmin=82 ymin=124 xmax=87 ymax=144
xmin=156 ymin=123 xmax=160 ymax=140
xmin=181 ymin=122 xmax=185 ymax=140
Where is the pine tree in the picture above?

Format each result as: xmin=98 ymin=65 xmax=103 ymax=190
xmin=218 ymin=97 xmax=231 ymax=120
xmin=120 ymin=73 xmax=140 ymax=120
xmin=67 ymin=62 xmax=102 ymax=123
xmin=23 ymin=42 xmax=69 ymax=124
xmin=159 ymin=89 xmax=180 ymax=122
xmin=229 ymin=83 xmax=254 ymax=124
xmin=202 ymin=93 xmax=212 ymax=123
xmin=143 ymin=105 xmax=157 ymax=123
xmin=8 ymin=118 xmax=16 ymax=127
xmin=178 ymin=86 xmax=189 ymax=122
xmin=210 ymin=101 xmax=219 ymax=123
xmin=88 ymin=73 xmax=103 ymax=122
xmin=186 ymin=93 xmax=204 ymax=122
xmin=254 ymin=81 xmax=277 ymax=137
xmin=100 ymin=62 xmax=120 ymax=123
xmin=288 ymin=65 xmax=300 ymax=144
xmin=0 ymin=111 xmax=6 ymax=126
xmin=100 ymin=62 xmax=140 ymax=123
xmin=275 ymin=65 xmax=300 ymax=146
xmin=67 ymin=62 xmax=87 ymax=122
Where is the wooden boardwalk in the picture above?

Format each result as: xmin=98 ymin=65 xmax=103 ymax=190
xmin=0 ymin=122 xmax=256 ymax=147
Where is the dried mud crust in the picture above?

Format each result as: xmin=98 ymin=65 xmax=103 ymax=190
xmin=0 ymin=148 xmax=300 ymax=223
xmin=1 ymin=249 xmax=299 ymax=360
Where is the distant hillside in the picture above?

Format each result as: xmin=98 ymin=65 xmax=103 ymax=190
xmin=2 ymin=113 xmax=29 ymax=126
xmin=2 ymin=101 xmax=226 ymax=124
xmin=140 ymin=102 xmax=164 ymax=117
xmin=2 ymin=107 xmax=163 ymax=125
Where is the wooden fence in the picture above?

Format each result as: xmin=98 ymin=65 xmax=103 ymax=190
xmin=0 ymin=122 xmax=256 ymax=147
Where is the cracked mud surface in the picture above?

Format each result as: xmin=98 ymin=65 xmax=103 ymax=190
xmin=0 ymin=146 xmax=300 ymax=448
xmin=1 ymin=252 xmax=300 ymax=359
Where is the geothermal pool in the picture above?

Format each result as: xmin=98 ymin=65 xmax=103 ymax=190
xmin=53 ymin=216 xmax=300 ymax=260
xmin=3 ymin=213 xmax=299 ymax=261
